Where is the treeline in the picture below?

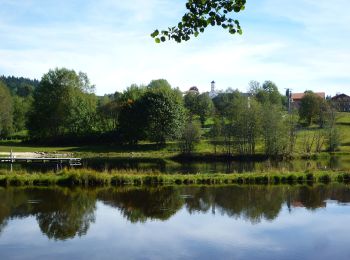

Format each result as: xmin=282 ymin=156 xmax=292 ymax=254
xmin=0 ymin=75 xmax=37 ymax=137
xmin=0 ymin=68 xmax=340 ymax=157
xmin=0 ymin=75 xmax=39 ymax=95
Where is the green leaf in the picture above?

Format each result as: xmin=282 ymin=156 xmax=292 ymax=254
xmin=151 ymin=30 xmax=159 ymax=38
xmin=155 ymin=38 xmax=161 ymax=43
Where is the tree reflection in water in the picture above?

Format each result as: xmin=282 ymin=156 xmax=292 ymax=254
xmin=1 ymin=184 xmax=350 ymax=240
xmin=98 ymin=187 xmax=183 ymax=223
xmin=0 ymin=187 xmax=96 ymax=240
xmin=35 ymin=189 xmax=96 ymax=240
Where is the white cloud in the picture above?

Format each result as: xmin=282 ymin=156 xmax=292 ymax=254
xmin=0 ymin=0 xmax=349 ymax=96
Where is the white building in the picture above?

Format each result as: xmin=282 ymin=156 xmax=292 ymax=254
xmin=209 ymin=80 xmax=218 ymax=99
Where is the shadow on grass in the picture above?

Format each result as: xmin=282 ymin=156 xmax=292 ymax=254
xmin=67 ymin=143 xmax=167 ymax=153
xmin=336 ymin=122 xmax=350 ymax=126
xmin=0 ymin=140 xmax=169 ymax=153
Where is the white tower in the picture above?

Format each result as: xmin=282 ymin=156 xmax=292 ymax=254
xmin=209 ymin=80 xmax=217 ymax=99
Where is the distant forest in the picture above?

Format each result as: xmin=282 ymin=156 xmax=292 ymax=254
xmin=0 ymin=75 xmax=39 ymax=97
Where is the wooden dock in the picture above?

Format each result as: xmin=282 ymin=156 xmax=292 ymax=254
xmin=0 ymin=150 xmax=82 ymax=166
xmin=0 ymin=155 xmax=81 ymax=166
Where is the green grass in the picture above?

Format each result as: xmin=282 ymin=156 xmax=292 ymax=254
xmin=0 ymin=140 xmax=78 ymax=153
xmin=1 ymin=168 xmax=350 ymax=187
xmin=0 ymin=140 xmax=179 ymax=158
xmin=2 ymin=112 xmax=350 ymax=159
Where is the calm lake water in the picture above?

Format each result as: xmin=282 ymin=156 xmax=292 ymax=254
xmin=1 ymin=155 xmax=350 ymax=173
xmin=1 ymin=184 xmax=350 ymax=259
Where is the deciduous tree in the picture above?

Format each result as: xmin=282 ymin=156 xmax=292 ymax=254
xmin=0 ymin=81 xmax=13 ymax=137
xmin=152 ymin=0 xmax=246 ymax=43
xmin=299 ymin=91 xmax=323 ymax=126
xmin=28 ymin=68 xmax=97 ymax=140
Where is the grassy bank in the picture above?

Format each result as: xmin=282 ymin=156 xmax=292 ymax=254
xmin=1 ymin=169 xmax=350 ymax=187
xmin=2 ymin=112 xmax=350 ymax=159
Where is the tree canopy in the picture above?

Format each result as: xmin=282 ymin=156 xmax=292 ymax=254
xmin=0 ymin=75 xmax=38 ymax=96
xmin=28 ymin=68 xmax=97 ymax=141
xmin=151 ymin=0 xmax=246 ymax=43
xmin=0 ymin=81 xmax=13 ymax=137
xmin=119 ymin=80 xmax=185 ymax=145
xmin=299 ymin=91 xmax=324 ymax=126
xmin=249 ymin=80 xmax=283 ymax=106
xmin=184 ymin=92 xmax=214 ymax=125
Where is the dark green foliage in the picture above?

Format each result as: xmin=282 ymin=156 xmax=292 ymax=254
xmin=319 ymin=174 xmax=331 ymax=183
xmin=299 ymin=91 xmax=324 ymax=126
xmin=119 ymin=80 xmax=185 ymax=145
xmin=0 ymin=76 xmax=38 ymax=96
xmin=249 ymin=80 xmax=283 ymax=106
xmin=0 ymin=76 xmax=36 ymax=136
xmin=12 ymin=95 xmax=33 ymax=132
xmin=184 ymin=91 xmax=199 ymax=116
xmin=0 ymin=81 xmax=13 ymax=137
xmin=184 ymin=92 xmax=214 ymax=125
xmin=117 ymin=84 xmax=148 ymax=144
xmin=196 ymin=93 xmax=214 ymax=125
xmin=96 ymin=93 xmax=121 ymax=132
xmin=152 ymin=0 xmax=246 ymax=43
xmin=28 ymin=68 xmax=97 ymax=141
xmin=141 ymin=81 xmax=185 ymax=144
xmin=119 ymin=97 xmax=147 ymax=144
xmin=306 ymin=173 xmax=314 ymax=182
xmin=212 ymin=90 xmax=241 ymax=116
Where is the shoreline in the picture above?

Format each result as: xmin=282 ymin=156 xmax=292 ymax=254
xmin=1 ymin=169 xmax=350 ymax=187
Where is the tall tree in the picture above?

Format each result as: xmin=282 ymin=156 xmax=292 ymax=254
xmin=118 ymin=84 xmax=147 ymax=144
xmin=119 ymin=81 xmax=185 ymax=145
xmin=229 ymin=96 xmax=261 ymax=155
xmin=96 ymin=94 xmax=121 ymax=132
xmin=261 ymin=104 xmax=289 ymax=157
xmin=0 ymin=81 xmax=13 ymax=137
xmin=141 ymin=80 xmax=185 ymax=144
xmin=184 ymin=91 xmax=199 ymax=117
xmin=299 ymin=91 xmax=323 ymax=126
xmin=12 ymin=95 xmax=33 ymax=133
xmin=28 ymin=68 xmax=97 ymax=140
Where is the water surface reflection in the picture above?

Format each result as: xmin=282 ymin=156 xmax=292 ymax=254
xmin=1 ymin=185 xmax=350 ymax=259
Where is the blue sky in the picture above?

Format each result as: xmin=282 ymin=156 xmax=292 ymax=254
xmin=1 ymin=0 xmax=349 ymax=96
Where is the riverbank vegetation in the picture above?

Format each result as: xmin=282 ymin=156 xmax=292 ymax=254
xmin=1 ymin=168 xmax=350 ymax=187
